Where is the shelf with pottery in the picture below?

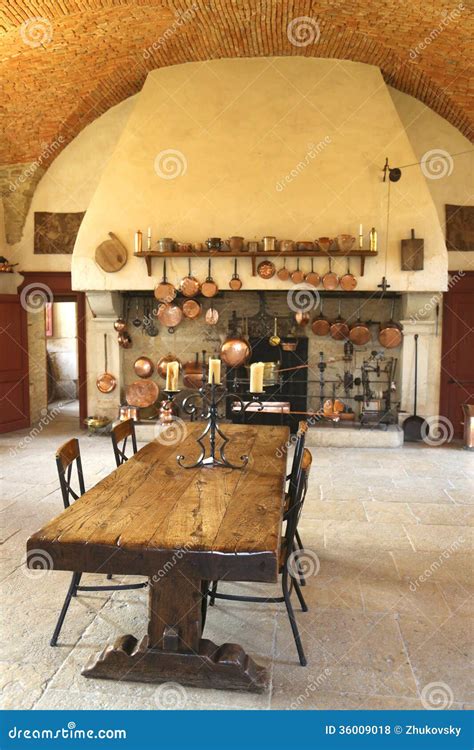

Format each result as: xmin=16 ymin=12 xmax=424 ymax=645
xmin=134 ymin=249 xmax=378 ymax=278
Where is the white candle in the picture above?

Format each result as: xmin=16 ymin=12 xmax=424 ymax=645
xmin=208 ymin=357 xmax=221 ymax=385
xmin=359 ymin=224 xmax=363 ymax=249
xmin=134 ymin=230 xmax=142 ymax=253
xmin=147 ymin=226 xmax=152 ymax=251
xmin=165 ymin=361 xmax=179 ymax=391
xmin=250 ymin=362 xmax=264 ymax=393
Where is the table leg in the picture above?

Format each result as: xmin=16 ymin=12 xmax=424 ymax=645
xmin=82 ymin=566 xmax=268 ymax=692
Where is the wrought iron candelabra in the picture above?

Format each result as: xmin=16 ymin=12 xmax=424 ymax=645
xmin=164 ymin=380 xmax=264 ymax=469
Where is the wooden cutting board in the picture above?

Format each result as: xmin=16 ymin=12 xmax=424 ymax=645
xmin=95 ymin=232 xmax=128 ymax=273
xmin=401 ymin=229 xmax=424 ymax=271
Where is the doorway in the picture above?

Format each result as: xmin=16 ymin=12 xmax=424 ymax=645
xmin=440 ymin=271 xmax=474 ymax=438
xmin=46 ymin=300 xmax=79 ymax=419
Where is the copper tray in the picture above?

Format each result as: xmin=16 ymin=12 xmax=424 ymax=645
xmin=126 ymin=380 xmax=159 ymax=408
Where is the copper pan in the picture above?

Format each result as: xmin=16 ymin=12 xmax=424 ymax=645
xmin=182 ymin=352 xmax=204 ymax=388
xmin=157 ymin=302 xmax=183 ymax=331
xmin=339 ymin=257 xmax=357 ymax=291
xmin=182 ymin=298 xmax=202 ymax=319
xmin=330 ymin=300 xmax=349 ymax=341
xmin=96 ymin=334 xmax=117 ymax=393
xmin=220 ymin=333 xmax=251 ymax=368
xmin=277 ymin=258 xmax=290 ymax=281
xmin=154 ymin=260 xmax=176 ymax=302
xmin=291 ymin=258 xmax=305 ymax=284
xmin=311 ymin=299 xmax=330 ymax=336
xmin=229 ymin=259 xmax=242 ymax=290
xmin=349 ymin=309 xmax=371 ymax=345
xmin=180 ymin=258 xmax=200 ymax=298
xmin=126 ymin=379 xmax=159 ymax=408
xmin=379 ymin=300 xmax=403 ymax=348
xmin=322 ymin=257 xmax=339 ymax=290
xmin=133 ymin=356 xmax=154 ymax=378
xmin=305 ymin=258 xmax=320 ymax=287
xmin=156 ymin=353 xmax=181 ymax=379
xmin=257 ymin=260 xmax=275 ymax=279
xmin=201 ymin=259 xmax=218 ymax=297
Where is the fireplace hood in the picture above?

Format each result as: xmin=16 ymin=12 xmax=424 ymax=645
xmin=72 ymin=57 xmax=447 ymax=294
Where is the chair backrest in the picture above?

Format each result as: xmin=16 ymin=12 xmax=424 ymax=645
xmin=55 ymin=438 xmax=86 ymax=509
xmin=111 ymin=418 xmax=137 ymax=467
xmin=284 ymin=448 xmax=312 ymax=555
xmin=288 ymin=420 xmax=308 ymax=501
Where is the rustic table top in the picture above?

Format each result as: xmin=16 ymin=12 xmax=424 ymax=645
xmin=28 ymin=423 xmax=289 ymax=582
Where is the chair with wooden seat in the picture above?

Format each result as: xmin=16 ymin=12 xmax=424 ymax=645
xmin=111 ymin=418 xmax=138 ymax=467
xmin=50 ymin=438 xmax=147 ymax=647
xmin=207 ymin=448 xmax=313 ymax=666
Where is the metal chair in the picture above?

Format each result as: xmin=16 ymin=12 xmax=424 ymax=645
xmin=208 ymin=448 xmax=313 ymax=666
xmin=50 ymin=438 xmax=146 ymax=647
xmin=111 ymin=419 xmax=138 ymax=467
xmin=286 ymin=421 xmax=309 ymax=585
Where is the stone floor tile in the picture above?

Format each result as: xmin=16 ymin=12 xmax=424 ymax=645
xmin=363 ymin=501 xmax=416 ymax=525
xmin=408 ymin=503 xmax=474 ymax=527
xmin=324 ymin=521 xmax=413 ymax=552
xmin=358 ymin=578 xmax=452 ymax=618
xmin=304 ymin=501 xmax=367 ymax=522
xmin=403 ymin=525 xmax=472 ymax=553
xmin=390 ymin=550 xmax=473 ymax=586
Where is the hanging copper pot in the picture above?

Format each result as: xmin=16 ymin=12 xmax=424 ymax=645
xmin=182 ymin=352 xmax=204 ymax=388
xmin=201 ymin=259 xmax=219 ymax=298
xmin=311 ymin=299 xmax=330 ymax=336
xmin=291 ymin=258 xmax=305 ymax=284
xmin=114 ymin=317 xmax=127 ymax=332
xmin=305 ymin=259 xmax=320 ymax=287
xmin=349 ymin=309 xmax=371 ymax=345
xmin=322 ymin=257 xmax=339 ymax=290
xmin=220 ymin=334 xmax=251 ymax=368
xmin=339 ymin=257 xmax=357 ymax=291
xmin=126 ymin=380 xmax=159 ymax=408
xmin=96 ymin=334 xmax=117 ymax=393
xmin=277 ymin=258 xmax=290 ymax=280
xmin=154 ymin=260 xmax=176 ymax=302
xmin=156 ymin=353 xmax=181 ymax=379
xmin=229 ymin=258 xmax=242 ymax=290
xmin=378 ymin=300 xmax=403 ymax=349
xmin=133 ymin=356 xmax=154 ymax=378
xmin=180 ymin=258 xmax=200 ymax=298
xmin=157 ymin=302 xmax=183 ymax=331
xmin=257 ymin=260 xmax=276 ymax=279
xmin=295 ymin=311 xmax=310 ymax=327
xmin=182 ymin=298 xmax=202 ymax=319
xmin=330 ymin=300 xmax=349 ymax=340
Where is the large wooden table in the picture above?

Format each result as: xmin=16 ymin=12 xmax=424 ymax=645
xmin=27 ymin=424 xmax=289 ymax=692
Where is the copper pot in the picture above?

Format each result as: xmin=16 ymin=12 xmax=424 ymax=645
xmin=182 ymin=352 xmax=204 ymax=388
xmin=154 ymin=260 xmax=176 ymax=302
xmin=228 ymin=236 xmax=244 ymax=251
xmin=157 ymin=302 xmax=183 ymax=330
xmin=311 ymin=299 xmax=330 ymax=336
xmin=220 ymin=336 xmax=251 ymax=368
xmin=322 ymin=258 xmax=339 ymax=290
xmin=291 ymin=258 xmax=305 ymax=284
xmin=96 ymin=334 xmax=117 ymax=393
xmin=315 ymin=237 xmax=333 ymax=253
xmin=133 ymin=356 xmax=154 ymax=378
xmin=257 ymin=260 xmax=276 ymax=279
xmin=305 ymin=258 xmax=320 ymax=287
xmin=201 ymin=259 xmax=218 ymax=297
xmin=280 ymin=239 xmax=295 ymax=253
xmin=156 ymin=353 xmax=181 ymax=379
xmin=262 ymin=236 xmax=276 ymax=252
xmin=330 ymin=301 xmax=349 ymax=341
xmin=114 ymin=317 xmax=127 ymax=332
xmin=349 ymin=311 xmax=371 ymax=345
xmin=277 ymin=259 xmax=290 ymax=280
xmin=229 ymin=258 xmax=242 ymax=290
xmin=379 ymin=300 xmax=403 ymax=348
xmin=182 ymin=298 xmax=202 ymax=319
xmin=180 ymin=258 xmax=200 ymax=298
xmin=339 ymin=257 xmax=357 ymax=291
xmin=126 ymin=380 xmax=159 ymax=408
xmin=297 ymin=241 xmax=314 ymax=251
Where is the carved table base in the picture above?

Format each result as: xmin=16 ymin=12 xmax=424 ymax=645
xmin=82 ymin=568 xmax=269 ymax=693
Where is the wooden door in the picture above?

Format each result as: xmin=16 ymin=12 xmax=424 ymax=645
xmin=0 ymin=295 xmax=30 ymax=433
xmin=440 ymin=271 xmax=474 ymax=437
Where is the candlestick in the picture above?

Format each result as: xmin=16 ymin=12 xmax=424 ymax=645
xmin=369 ymin=227 xmax=378 ymax=252
xmin=208 ymin=357 xmax=221 ymax=385
xmin=134 ymin=230 xmax=142 ymax=254
xmin=249 ymin=362 xmax=264 ymax=393
xmin=165 ymin=361 xmax=179 ymax=391
xmin=147 ymin=226 xmax=152 ymax=251
xmin=358 ymin=224 xmax=363 ymax=249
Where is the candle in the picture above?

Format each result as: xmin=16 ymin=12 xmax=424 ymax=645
xmin=134 ymin=230 xmax=142 ymax=254
xmin=359 ymin=224 xmax=363 ymax=249
xmin=165 ymin=361 xmax=179 ymax=391
xmin=250 ymin=362 xmax=264 ymax=393
xmin=208 ymin=357 xmax=221 ymax=385
xmin=147 ymin=226 xmax=152 ymax=251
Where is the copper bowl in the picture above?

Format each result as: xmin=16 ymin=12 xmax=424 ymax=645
xmin=133 ymin=356 xmax=154 ymax=378
xmin=220 ymin=337 xmax=252 ymax=368
xmin=126 ymin=380 xmax=159 ymax=408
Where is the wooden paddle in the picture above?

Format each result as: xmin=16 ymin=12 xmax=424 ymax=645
xmin=95 ymin=232 xmax=128 ymax=273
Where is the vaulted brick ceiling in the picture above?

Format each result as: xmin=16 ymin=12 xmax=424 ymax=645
xmin=1 ymin=0 xmax=473 ymax=171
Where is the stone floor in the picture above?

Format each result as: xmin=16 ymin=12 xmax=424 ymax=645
xmin=0 ymin=407 xmax=472 ymax=711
